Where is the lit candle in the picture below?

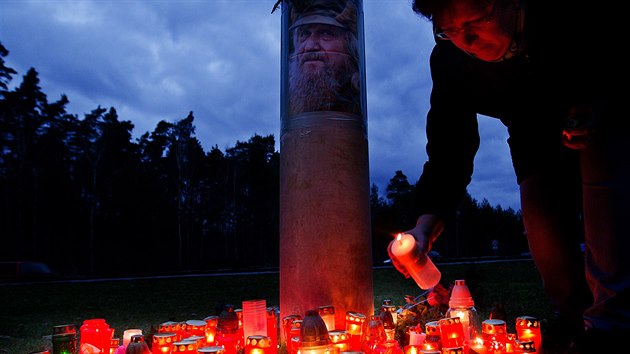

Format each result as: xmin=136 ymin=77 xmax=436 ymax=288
xmin=404 ymin=345 xmax=420 ymax=354
xmin=245 ymin=335 xmax=272 ymax=354
xmin=152 ymin=332 xmax=177 ymax=354
xmin=422 ymin=321 xmax=441 ymax=352
xmin=438 ymin=317 xmax=465 ymax=348
xmin=266 ymin=306 xmax=279 ymax=353
xmin=204 ymin=315 xmax=220 ymax=345
xmin=171 ymin=340 xmax=196 ymax=353
xmin=329 ymin=330 xmax=350 ymax=354
xmin=482 ymin=320 xmax=507 ymax=353
xmin=515 ymin=316 xmax=541 ymax=353
xmin=469 ymin=336 xmax=487 ymax=354
xmin=282 ymin=314 xmax=302 ymax=346
xmin=344 ymin=311 xmax=365 ymax=351
xmin=389 ymin=233 xmax=441 ymax=289
xmin=514 ymin=339 xmax=537 ymax=353
xmin=440 ymin=346 xmax=464 ymax=354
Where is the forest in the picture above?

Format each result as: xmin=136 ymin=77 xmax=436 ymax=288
xmin=0 ymin=42 xmax=526 ymax=277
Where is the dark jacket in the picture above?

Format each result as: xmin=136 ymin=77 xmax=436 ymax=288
xmin=413 ymin=0 xmax=611 ymax=219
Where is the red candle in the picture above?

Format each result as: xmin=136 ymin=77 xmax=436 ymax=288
xmin=329 ymin=330 xmax=350 ymax=354
xmin=204 ymin=316 xmax=219 ymax=346
xmin=152 ymin=332 xmax=176 ymax=354
xmin=282 ymin=314 xmax=302 ymax=346
xmin=345 ymin=311 xmax=366 ymax=351
xmin=438 ymin=317 xmax=465 ymax=348
xmin=245 ymin=335 xmax=272 ymax=354
xmin=515 ymin=316 xmax=541 ymax=353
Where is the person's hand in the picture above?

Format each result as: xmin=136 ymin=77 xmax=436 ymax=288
xmin=387 ymin=214 xmax=444 ymax=278
xmin=562 ymin=103 xmax=597 ymax=150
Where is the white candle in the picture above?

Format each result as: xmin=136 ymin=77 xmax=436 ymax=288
xmin=409 ymin=331 xmax=426 ymax=346
xmin=389 ymin=233 xmax=441 ymax=289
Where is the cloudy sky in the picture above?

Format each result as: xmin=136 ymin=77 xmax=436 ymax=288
xmin=0 ymin=0 xmax=520 ymax=211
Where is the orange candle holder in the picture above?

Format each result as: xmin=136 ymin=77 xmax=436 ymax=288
xmin=197 ymin=346 xmax=225 ymax=354
xmin=204 ymin=315 xmax=220 ymax=346
xmin=482 ymin=320 xmax=507 ymax=353
xmin=329 ymin=330 xmax=350 ymax=354
xmin=515 ymin=316 xmax=541 ymax=353
xmin=422 ymin=321 xmax=441 ymax=352
xmin=152 ymin=332 xmax=177 ymax=354
xmin=345 ymin=311 xmax=366 ymax=351
xmin=514 ymin=339 xmax=536 ymax=353
xmin=171 ymin=340 xmax=197 ymax=353
xmin=438 ymin=317 xmax=465 ymax=348
xmin=289 ymin=320 xmax=304 ymax=354
xmin=282 ymin=314 xmax=302 ymax=346
xmin=109 ymin=337 xmax=121 ymax=354
xmin=440 ymin=346 xmax=464 ymax=354
xmin=185 ymin=320 xmax=207 ymax=341
xmin=266 ymin=306 xmax=279 ymax=354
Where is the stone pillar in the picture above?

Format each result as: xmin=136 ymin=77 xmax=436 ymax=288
xmin=279 ymin=0 xmax=373 ymax=332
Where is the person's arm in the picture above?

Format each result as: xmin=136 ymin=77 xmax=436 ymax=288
xmin=413 ymin=42 xmax=480 ymax=219
xmin=390 ymin=43 xmax=479 ymax=276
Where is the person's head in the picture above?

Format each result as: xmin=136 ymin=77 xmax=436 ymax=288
xmin=288 ymin=0 xmax=360 ymax=115
xmin=412 ymin=0 xmax=519 ymax=62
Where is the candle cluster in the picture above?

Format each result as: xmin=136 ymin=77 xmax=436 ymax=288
xmin=393 ymin=281 xmax=542 ymax=354
xmin=48 ymin=280 xmax=541 ymax=354
xmin=50 ymin=301 xmax=280 ymax=354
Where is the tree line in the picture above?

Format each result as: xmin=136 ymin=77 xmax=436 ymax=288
xmin=0 ymin=42 xmax=526 ymax=277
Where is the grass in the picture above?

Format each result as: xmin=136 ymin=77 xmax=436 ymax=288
xmin=0 ymin=260 xmax=560 ymax=354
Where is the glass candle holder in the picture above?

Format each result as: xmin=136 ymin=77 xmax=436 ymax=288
xmin=318 ymin=306 xmax=336 ymax=332
xmin=299 ymin=310 xmax=333 ymax=354
xmin=109 ymin=337 xmax=121 ymax=354
xmin=381 ymin=299 xmax=397 ymax=325
xmin=438 ymin=317 xmax=465 ymax=348
xmin=243 ymin=300 xmax=268 ymax=342
xmin=329 ymin=330 xmax=350 ymax=354
xmin=423 ymin=321 xmax=441 ymax=353
xmin=266 ymin=306 xmax=279 ymax=353
xmin=282 ymin=315 xmax=302 ymax=346
xmin=289 ymin=320 xmax=304 ymax=354
xmin=514 ymin=339 xmax=536 ymax=353
xmin=52 ymin=324 xmax=78 ymax=354
xmin=440 ymin=346 xmax=464 ymax=354
xmin=344 ymin=311 xmax=366 ymax=351
xmin=468 ymin=336 xmax=487 ymax=354
xmin=216 ymin=305 xmax=243 ymax=354
xmin=80 ymin=318 xmax=114 ymax=354
xmin=203 ymin=316 xmax=220 ymax=346
xmin=172 ymin=340 xmax=197 ymax=353
xmin=482 ymin=320 xmax=507 ymax=353
xmin=197 ymin=346 xmax=225 ymax=354
xmin=152 ymin=332 xmax=177 ymax=354
xmin=515 ymin=316 xmax=541 ymax=353
xmin=245 ymin=335 xmax=272 ymax=354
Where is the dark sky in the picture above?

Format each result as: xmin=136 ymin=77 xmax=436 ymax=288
xmin=0 ymin=0 xmax=520 ymax=211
